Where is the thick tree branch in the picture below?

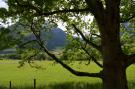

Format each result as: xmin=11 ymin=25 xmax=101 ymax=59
xmin=72 ymin=24 xmax=102 ymax=52
xmin=30 ymin=23 xmax=102 ymax=78
xmin=126 ymin=54 xmax=135 ymax=67
xmin=41 ymin=8 xmax=90 ymax=16
xmin=85 ymin=0 xmax=104 ymax=20
xmin=41 ymin=45 xmax=102 ymax=78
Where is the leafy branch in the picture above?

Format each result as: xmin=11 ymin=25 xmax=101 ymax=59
xmin=19 ymin=40 xmax=37 ymax=48
xmin=81 ymin=43 xmax=103 ymax=68
xmin=29 ymin=21 xmax=102 ymax=78
xmin=72 ymin=24 xmax=102 ymax=52
xmin=14 ymin=0 xmax=90 ymax=16
xmin=121 ymin=14 xmax=135 ymax=23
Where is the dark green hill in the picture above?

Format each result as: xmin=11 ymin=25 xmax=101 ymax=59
xmin=0 ymin=24 xmax=67 ymax=54
xmin=22 ymin=28 xmax=67 ymax=50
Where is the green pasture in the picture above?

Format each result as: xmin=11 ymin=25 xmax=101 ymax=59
xmin=0 ymin=60 xmax=134 ymax=89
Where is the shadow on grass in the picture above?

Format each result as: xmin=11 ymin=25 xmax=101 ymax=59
xmin=128 ymin=81 xmax=135 ymax=89
xmin=0 ymin=81 xmax=135 ymax=89
xmin=47 ymin=82 xmax=102 ymax=89
xmin=0 ymin=82 xmax=102 ymax=89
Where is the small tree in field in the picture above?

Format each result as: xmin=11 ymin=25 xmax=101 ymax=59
xmin=0 ymin=0 xmax=135 ymax=89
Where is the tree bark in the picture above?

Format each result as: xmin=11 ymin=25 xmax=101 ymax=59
xmin=103 ymin=59 xmax=128 ymax=89
xmin=100 ymin=17 xmax=129 ymax=89
xmin=93 ymin=1 xmax=129 ymax=88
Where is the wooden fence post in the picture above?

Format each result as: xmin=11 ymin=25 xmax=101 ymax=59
xmin=34 ymin=79 xmax=36 ymax=89
xmin=9 ymin=81 xmax=11 ymax=89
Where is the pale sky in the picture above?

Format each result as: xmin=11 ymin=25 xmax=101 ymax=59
xmin=0 ymin=0 xmax=9 ymax=27
xmin=0 ymin=0 xmax=8 ymax=9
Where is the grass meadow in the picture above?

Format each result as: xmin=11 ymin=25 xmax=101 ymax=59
xmin=0 ymin=60 xmax=134 ymax=89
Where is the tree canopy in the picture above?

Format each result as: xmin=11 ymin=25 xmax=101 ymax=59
xmin=0 ymin=0 xmax=135 ymax=89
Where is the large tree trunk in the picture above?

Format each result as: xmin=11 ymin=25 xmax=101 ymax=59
xmin=86 ymin=0 xmax=130 ymax=89
xmin=98 ymin=6 xmax=129 ymax=88
xmin=99 ymin=20 xmax=129 ymax=89
xmin=100 ymin=20 xmax=129 ymax=89
xmin=103 ymin=59 xmax=128 ymax=89
xmin=97 ymin=1 xmax=129 ymax=88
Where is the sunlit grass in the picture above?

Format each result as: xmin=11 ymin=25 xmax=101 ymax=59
xmin=0 ymin=60 xmax=134 ymax=89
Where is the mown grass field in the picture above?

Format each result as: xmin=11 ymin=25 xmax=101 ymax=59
xmin=0 ymin=60 xmax=135 ymax=89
